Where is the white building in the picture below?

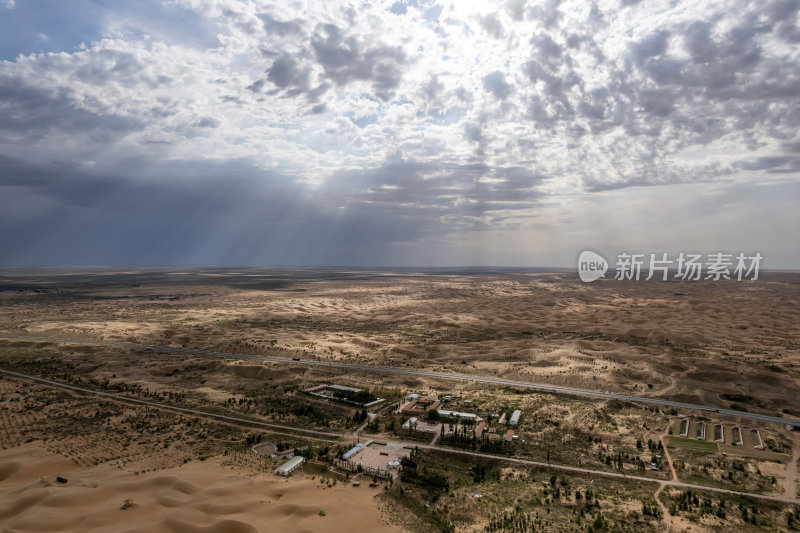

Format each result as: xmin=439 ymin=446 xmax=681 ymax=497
xmin=343 ymin=443 xmax=365 ymax=460
xmin=437 ymin=409 xmax=479 ymax=422
xmin=275 ymin=456 xmax=305 ymax=476
xmin=401 ymin=417 xmax=418 ymax=430
xmin=509 ymin=410 xmax=521 ymax=426
xmin=406 ymin=393 xmax=420 ymax=401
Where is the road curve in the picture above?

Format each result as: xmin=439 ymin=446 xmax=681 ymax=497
xmin=1 ymin=333 xmax=798 ymax=428
xmin=2 ymin=366 xmax=799 ymax=506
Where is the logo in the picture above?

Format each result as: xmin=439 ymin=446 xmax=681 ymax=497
xmin=578 ymin=250 xmax=608 ymax=283
xmin=577 ymin=250 xmax=763 ymax=282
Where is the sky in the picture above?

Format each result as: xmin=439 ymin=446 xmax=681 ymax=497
xmin=0 ymin=0 xmax=798 ymax=268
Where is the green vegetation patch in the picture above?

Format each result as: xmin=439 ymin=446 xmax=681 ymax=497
xmin=667 ymin=436 xmax=718 ymax=452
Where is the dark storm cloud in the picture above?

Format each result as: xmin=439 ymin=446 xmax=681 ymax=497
xmin=0 ymin=156 xmax=430 ymax=266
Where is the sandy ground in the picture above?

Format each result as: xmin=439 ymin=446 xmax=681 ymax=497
xmin=0 ymin=442 xmax=406 ymax=533
xmin=2 ymin=270 xmax=798 ymax=413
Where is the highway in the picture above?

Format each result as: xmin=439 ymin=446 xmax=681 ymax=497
xmin=1 ymin=333 xmax=798 ymax=429
xmin=2 ymin=366 xmax=799 ymax=506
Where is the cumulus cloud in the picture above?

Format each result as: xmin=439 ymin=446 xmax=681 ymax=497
xmin=483 ymin=71 xmax=513 ymax=100
xmin=310 ymin=23 xmax=408 ymax=102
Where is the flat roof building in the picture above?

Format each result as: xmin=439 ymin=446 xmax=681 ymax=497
xmin=509 ymin=410 xmax=521 ymax=426
xmin=437 ymin=409 xmax=479 ymax=422
xmin=397 ymin=397 xmax=440 ymax=415
xmin=275 ymin=455 xmax=305 ymax=476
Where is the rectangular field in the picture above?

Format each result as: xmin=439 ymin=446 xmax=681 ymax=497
xmin=668 ymin=436 xmax=719 ymax=452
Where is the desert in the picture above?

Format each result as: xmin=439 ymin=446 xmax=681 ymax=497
xmin=0 ymin=268 xmax=799 ymax=532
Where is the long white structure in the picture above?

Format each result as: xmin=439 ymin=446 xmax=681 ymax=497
xmin=275 ymin=455 xmax=305 ymax=476
xmin=509 ymin=410 xmax=521 ymax=426
xmin=343 ymin=443 xmax=365 ymax=460
xmin=437 ymin=409 xmax=479 ymax=422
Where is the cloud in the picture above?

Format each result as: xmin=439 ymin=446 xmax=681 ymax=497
xmin=0 ymin=155 xmax=432 ymax=266
xmin=310 ymin=23 xmax=408 ymax=102
xmin=483 ymin=71 xmax=513 ymax=100
xmin=0 ymin=72 xmax=141 ymax=141
xmin=0 ymin=0 xmax=798 ymax=266
xmin=258 ymin=13 xmax=304 ymax=37
xmin=480 ymin=13 xmax=505 ymax=39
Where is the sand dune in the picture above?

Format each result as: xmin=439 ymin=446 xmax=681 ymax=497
xmin=0 ymin=443 xmax=405 ymax=533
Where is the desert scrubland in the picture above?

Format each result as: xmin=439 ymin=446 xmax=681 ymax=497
xmin=1 ymin=268 xmax=799 ymax=532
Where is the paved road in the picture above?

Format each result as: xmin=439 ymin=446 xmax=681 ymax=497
xmin=410 ymin=443 xmax=800 ymax=505
xmin=0 ymin=367 xmax=342 ymax=440
xmin=2 ymin=367 xmax=799 ymax=506
xmin=1 ymin=333 xmax=798 ymax=429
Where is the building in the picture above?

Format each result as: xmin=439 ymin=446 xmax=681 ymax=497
xmin=275 ymin=456 xmax=305 ymax=476
xmin=343 ymin=443 xmax=365 ymax=460
xmin=334 ymin=442 xmax=410 ymax=480
xmin=475 ymin=421 xmax=488 ymax=437
xmin=437 ymin=409 xmax=479 ymax=422
xmin=401 ymin=417 xmax=418 ymax=430
xmin=406 ymin=393 xmax=420 ymax=401
xmin=509 ymin=410 xmax=521 ymax=426
xmin=397 ymin=397 xmax=441 ymax=416
xmin=304 ymin=383 xmax=385 ymax=407
xmin=504 ymin=429 xmax=515 ymax=442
